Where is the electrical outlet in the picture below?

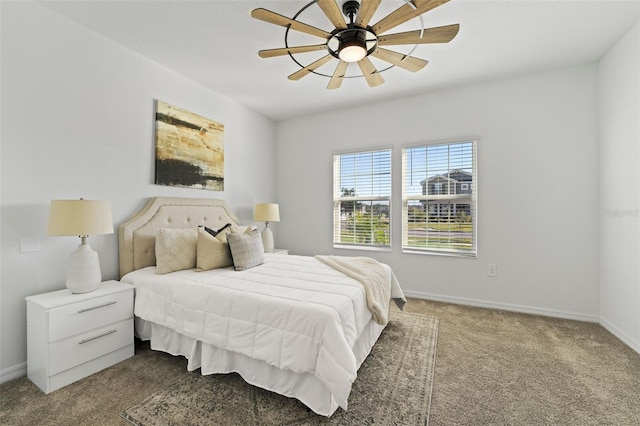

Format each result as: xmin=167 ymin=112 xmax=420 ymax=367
xmin=487 ymin=264 xmax=497 ymax=277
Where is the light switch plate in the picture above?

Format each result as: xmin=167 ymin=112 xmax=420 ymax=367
xmin=20 ymin=238 xmax=41 ymax=253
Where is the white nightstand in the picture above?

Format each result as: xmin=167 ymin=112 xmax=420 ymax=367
xmin=26 ymin=280 xmax=134 ymax=394
xmin=271 ymin=249 xmax=289 ymax=255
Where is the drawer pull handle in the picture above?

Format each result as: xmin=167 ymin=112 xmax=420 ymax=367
xmin=78 ymin=301 xmax=116 ymax=313
xmin=78 ymin=329 xmax=117 ymax=344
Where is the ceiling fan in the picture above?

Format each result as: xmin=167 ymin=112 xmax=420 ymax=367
xmin=251 ymin=0 xmax=460 ymax=89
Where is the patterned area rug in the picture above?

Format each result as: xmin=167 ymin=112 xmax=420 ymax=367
xmin=121 ymin=311 xmax=438 ymax=425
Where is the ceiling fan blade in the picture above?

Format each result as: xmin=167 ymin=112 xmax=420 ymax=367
xmin=355 ymin=0 xmax=382 ymax=27
xmin=259 ymin=44 xmax=328 ymax=58
xmin=251 ymin=8 xmax=332 ymax=39
xmin=372 ymin=0 xmax=450 ymax=35
xmin=317 ymin=0 xmax=347 ymax=29
xmin=327 ymin=61 xmax=349 ymax=89
xmin=378 ymin=24 xmax=460 ymax=46
xmin=357 ymin=57 xmax=384 ymax=87
xmin=371 ymin=47 xmax=428 ymax=72
xmin=288 ymin=55 xmax=334 ymax=81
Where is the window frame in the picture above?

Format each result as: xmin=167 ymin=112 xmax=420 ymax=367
xmin=401 ymin=139 xmax=478 ymax=257
xmin=333 ymin=147 xmax=392 ymax=252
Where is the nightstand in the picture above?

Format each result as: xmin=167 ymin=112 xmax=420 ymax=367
xmin=271 ymin=249 xmax=289 ymax=255
xmin=26 ymin=280 xmax=134 ymax=394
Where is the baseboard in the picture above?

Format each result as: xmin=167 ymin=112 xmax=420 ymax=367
xmin=599 ymin=316 xmax=640 ymax=355
xmin=0 ymin=362 xmax=26 ymax=385
xmin=403 ymin=290 xmax=600 ymax=323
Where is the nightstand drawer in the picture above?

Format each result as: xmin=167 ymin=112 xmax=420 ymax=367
xmin=49 ymin=290 xmax=132 ymax=341
xmin=49 ymin=318 xmax=133 ymax=375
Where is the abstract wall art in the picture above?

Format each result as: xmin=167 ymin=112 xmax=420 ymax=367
xmin=154 ymin=100 xmax=224 ymax=191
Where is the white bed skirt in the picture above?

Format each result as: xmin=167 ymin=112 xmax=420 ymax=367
xmin=135 ymin=316 xmax=385 ymax=416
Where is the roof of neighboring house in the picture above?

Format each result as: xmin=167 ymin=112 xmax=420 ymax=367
xmin=420 ymin=169 xmax=472 ymax=185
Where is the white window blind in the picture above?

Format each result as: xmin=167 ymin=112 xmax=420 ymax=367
xmin=402 ymin=140 xmax=477 ymax=256
xmin=333 ymin=149 xmax=391 ymax=249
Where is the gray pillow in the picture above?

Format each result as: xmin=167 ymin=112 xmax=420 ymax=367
xmin=227 ymin=229 xmax=264 ymax=271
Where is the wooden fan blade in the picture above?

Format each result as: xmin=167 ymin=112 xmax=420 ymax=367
xmin=251 ymin=8 xmax=331 ymax=39
xmin=288 ymin=55 xmax=334 ymax=81
xmin=372 ymin=0 xmax=450 ymax=35
xmin=371 ymin=47 xmax=428 ymax=72
xmin=317 ymin=0 xmax=347 ymax=29
xmin=378 ymin=24 xmax=460 ymax=46
xmin=327 ymin=61 xmax=349 ymax=89
xmin=259 ymin=44 xmax=327 ymax=58
xmin=357 ymin=57 xmax=384 ymax=87
xmin=355 ymin=0 xmax=382 ymax=27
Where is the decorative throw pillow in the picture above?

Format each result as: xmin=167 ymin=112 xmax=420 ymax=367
xmin=202 ymin=223 xmax=233 ymax=238
xmin=155 ymin=228 xmax=198 ymax=274
xmin=229 ymin=225 xmax=258 ymax=234
xmin=196 ymin=227 xmax=233 ymax=271
xmin=227 ymin=229 xmax=264 ymax=271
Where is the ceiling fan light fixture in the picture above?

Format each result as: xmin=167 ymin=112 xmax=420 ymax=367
xmin=338 ymin=30 xmax=367 ymax=63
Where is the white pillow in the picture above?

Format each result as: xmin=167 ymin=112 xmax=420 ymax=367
xmin=196 ymin=227 xmax=233 ymax=271
xmin=155 ymin=228 xmax=197 ymax=274
xmin=227 ymin=229 xmax=264 ymax=271
xmin=230 ymin=225 xmax=257 ymax=235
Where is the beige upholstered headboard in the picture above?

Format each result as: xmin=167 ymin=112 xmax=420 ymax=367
xmin=118 ymin=197 xmax=241 ymax=278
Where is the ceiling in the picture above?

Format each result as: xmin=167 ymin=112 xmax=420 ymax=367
xmin=40 ymin=0 xmax=639 ymax=121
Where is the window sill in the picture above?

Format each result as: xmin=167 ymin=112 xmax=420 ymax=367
xmin=402 ymin=248 xmax=477 ymax=258
xmin=333 ymin=244 xmax=392 ymax=253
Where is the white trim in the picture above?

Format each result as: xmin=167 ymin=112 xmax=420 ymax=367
xmin=0 ymin=362 xmax=26 ymax=384
xmin=402 ymin=248 xmax=477 ymax=258
xmin=401 ymin=136 xmax=482 ymax=150
xmin=333 ymin=244 xmax=392 ymax=252
xmin=403 ymin=289 xmax=599 ymax=323
xmin=599 ymin=316 xmax=640 ymax=355
xmin=331 ymin=144 xmax=393 ymax=156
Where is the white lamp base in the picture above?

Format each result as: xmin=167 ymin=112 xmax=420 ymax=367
xmin=261 ymin=226 xmax=274 ymax=253
xmin=66 ymin=242 xmax=101 ymax=293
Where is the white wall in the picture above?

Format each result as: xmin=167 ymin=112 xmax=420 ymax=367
xmin=0 ymin=2 xmax=277 ymax=380
xmin=277 ymin=64 xmax=601 ymax=321
xmin=598 ymin=22 xmax=640 ymax=353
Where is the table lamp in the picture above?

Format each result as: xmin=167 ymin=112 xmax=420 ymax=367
xmin=254 ymin=203 xmax=280 ymax=253
xmin=47 ymin=199 xmax=114 ymax=293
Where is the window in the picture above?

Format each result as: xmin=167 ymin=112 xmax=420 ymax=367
xmin=333 ymin=148 xmax=391 ymax=250
xmin=402 ymin=140 xmax=477 ymax=256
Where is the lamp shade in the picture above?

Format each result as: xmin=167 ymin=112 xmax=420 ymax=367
xmin=254 ymin=203 xmax=280 ymax=223
xmin=47 ymin=199 xmax=114 ymax=236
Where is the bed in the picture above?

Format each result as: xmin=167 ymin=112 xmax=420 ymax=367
xmin=118 ymin=197 xmax=406 ymax=416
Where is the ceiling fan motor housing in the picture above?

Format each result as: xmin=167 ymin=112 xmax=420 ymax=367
xmin=342 ymin=0 xmax=360 ymax=22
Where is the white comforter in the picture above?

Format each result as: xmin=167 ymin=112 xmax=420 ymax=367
xmin=121 ymin=254 xmax=405 ymax=411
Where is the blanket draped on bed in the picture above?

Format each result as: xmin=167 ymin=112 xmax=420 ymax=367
xmin=315 ymin=255 xmax=395 ymax=326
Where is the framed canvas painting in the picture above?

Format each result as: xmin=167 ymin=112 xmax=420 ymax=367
xmin=154 ymin=100 xmax=224 ymax=191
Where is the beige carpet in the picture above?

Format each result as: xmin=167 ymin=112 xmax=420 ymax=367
xmin=120 ymin=311 xmax=438 ymax=425
xmin=1 ymin=298 xmax=639 ymax=425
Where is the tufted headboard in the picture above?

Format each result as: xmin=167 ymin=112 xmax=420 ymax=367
xmin=118 ymin=197 xmax=241 ymax=278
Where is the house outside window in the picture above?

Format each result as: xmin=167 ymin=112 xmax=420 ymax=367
xmin=402 ymin=140 xmax=477 ymax=256
xmin=333 ymin=148 xmax=391 ymax=250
